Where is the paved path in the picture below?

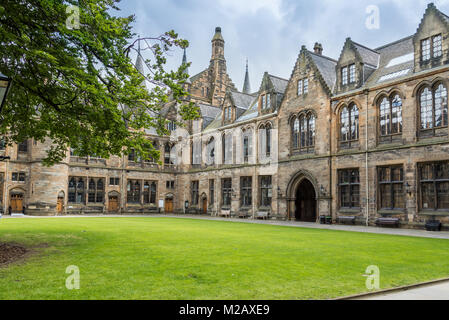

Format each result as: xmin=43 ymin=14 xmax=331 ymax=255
xmin=3 ymin=214 xmax=449 ymax=240
xmin=355 ymin=281 xmax=449 ymax=300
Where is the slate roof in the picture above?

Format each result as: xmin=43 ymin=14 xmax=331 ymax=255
xmin=308 ymin=51 xmax=338 ymax=91
xmin=230 ymin=91 xmax=254 ymax=110
xmin=198 ymin=103 xmax=222 ymax=129
xmin=365 ymin=36 xmax=414 ymax=86
xmin=352 ymin=41 xmax=380 ymax=68
xmin=268 ymin=75 xmax=289 ymax=94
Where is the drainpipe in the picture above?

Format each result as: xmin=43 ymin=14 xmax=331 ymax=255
xmin=329 ymin=104 xmax=333 ymax=222
xmin=364 ymin=89 xmax=370 ymax=226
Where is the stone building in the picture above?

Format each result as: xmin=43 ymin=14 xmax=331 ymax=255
xmin=2 ymin=3 xmax=449 ymax=229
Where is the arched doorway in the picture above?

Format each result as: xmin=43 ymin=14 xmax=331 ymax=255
xmin=201 ymin=194 xmax=208 ymax=215
xmin=286 ymin=170 xmax=319 ymax=222
xmin=9 ymin=189 xmax=25 ymax=214
xmin=165 ymin=194 xmax=174 ymax=213
xmin=108 ymin=191 xmax=120 ymax=213
xmin=295 ymin=179 xmax=317 ymax=222
xmin=57 ymin=191 xmax=65 ymax=214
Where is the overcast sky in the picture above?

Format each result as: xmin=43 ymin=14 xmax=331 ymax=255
xmin=118 ymin=0 xmax=449 ymax=92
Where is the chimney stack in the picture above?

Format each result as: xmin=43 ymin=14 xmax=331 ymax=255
xmin=314 ymin=42 xmax=323 ymax=55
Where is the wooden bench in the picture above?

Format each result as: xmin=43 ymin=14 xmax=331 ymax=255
xmin=238 ymin=210 xmax=250 ymax=219
xmin=255 ymin=211 xmax=269 ymax=220
xmin=219 ymin=210 xmax=231 ymax=218
xmin=376 ymin=217 xmax=400 ymax=228
xmin=338 ymin=216 xmax=356 ymax=225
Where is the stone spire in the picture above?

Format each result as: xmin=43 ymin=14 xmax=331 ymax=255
xmin=182 ymin=48 xmax=189 ymax=74
xmin=211 ymin=27 xmax=225 ymax=61
xmin=242 ymin=59 xmax=251 ymax=94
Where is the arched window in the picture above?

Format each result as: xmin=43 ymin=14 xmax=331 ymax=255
xmin=265 ymin=123 xmax=271 ymax=157
xmin=222 ymin=133 xmax=232 ymax=164
xmin=206 ymin=137 xmax=215 ymax=165
xmin=292 ymin=118 xmax=300 ymax=149
xmin=292 ymin=113 xmax=315 ymax=152
xmin=340 ymin=104 xmax=359 ymax=148
xmin=242 ymin=129 xmax=253 ymax=163
xmin=379 ymin=94 xmax=403 ymax=138
xmin=420 ymin=84 xmax=448 ymax=135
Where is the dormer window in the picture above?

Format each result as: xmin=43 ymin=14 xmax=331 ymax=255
xmin=349 ymin=64 xmax=356 ymax=83
xmin=297 ymin=78 xmax=308 ymax=96
xmin=421 ymin=34 xmax=442 ymax=62
xmin=433 ymin=35 xmax=442 ymax=58
xmin=261 ymin=94 xmax=271 ymax=109
xmin=168 ymin=121 xmax=177 ymax=132
xmin=341 ymin=67 xmax=348 ymax=85
xmin=224 ymin=107 xmax=232 ymax=121
xmin=341 ymin=64 xmax=355 ymax=86
xmin=422 ymin=38 xmax=431 ymax=61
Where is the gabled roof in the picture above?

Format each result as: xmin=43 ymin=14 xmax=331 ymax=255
xmin=198 ymin=103 xmax=222 ymax=129
xmin=229 ymin=91 xmax=255 ymax=110
xmin=414 ymin=3 xmax=449 ymax=42
xmin=268 ymin=74 xmax=289 ymax=94
xmin=308 ymin=51 xmax=338 ymax=92
xmin=351 ymin=41 xmax=380 ymax=68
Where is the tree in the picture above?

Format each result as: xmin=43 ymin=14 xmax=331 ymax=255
xmin=0 ymin=0 xmax=197 ymax=165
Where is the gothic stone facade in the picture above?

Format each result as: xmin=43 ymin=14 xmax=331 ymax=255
xmin=2 ymin=4 xmax=449 ymax=230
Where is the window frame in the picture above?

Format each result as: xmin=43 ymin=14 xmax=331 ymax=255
xmin=338 ymin=169 xmax=360 ymax=210
xmin=419 ymin=161 xmax=449 ymax=212
xmin=377 ymin=165 xmax=405 ymax=211
xmin=339 ymin=104 xmax=359 ymax=149
xmin=221 ymin=178 xmax=232 ymax=207
xmin=68 ymin=177 xmax=86 ymax=204
xmin=240 ymin=176 xmax=252 ymax=207
xmin=378 ymin=94 xmax=403 ymax=141
xmin=419 ymin=83 xmax=448 ymax=137
xmin=421 ymin=34 xmax=442 ymax=62
xmin=259 ymin=176 xmax=272 ymax=207
xmin=191 ymin=180 xmax=199 ymax=206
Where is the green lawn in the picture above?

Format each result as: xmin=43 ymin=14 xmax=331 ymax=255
xmin=1 ymin=217 xmax=449 ymax=300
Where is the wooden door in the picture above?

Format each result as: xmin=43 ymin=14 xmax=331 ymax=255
xmin=165 ymin=198 xmax=173 ymax=213
xmin=10 ymin=194 xmax=23 ymax=213
xmin=57 ymin=197 xmax=64 ymax=214
xmin=202 ymin=198 xmax=208 ymax=214
xmin=108 ymin=196 xmax=119 ymax=212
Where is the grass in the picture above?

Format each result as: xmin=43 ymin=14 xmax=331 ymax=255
xmin=1 ymin=217 xmax=449 ymax=300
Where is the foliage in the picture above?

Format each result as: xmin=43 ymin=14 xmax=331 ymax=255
xmin=0 ymin=0 xmax=198 ymax=165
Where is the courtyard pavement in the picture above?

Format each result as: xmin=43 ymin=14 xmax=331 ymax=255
xmin=353 ymin=280 xmax=449 ymax=300
xmin=3 ymin=213 xmax=449 ymax=240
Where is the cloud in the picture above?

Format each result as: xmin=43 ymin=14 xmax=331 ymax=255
xmin=118 ymin=0 xmax=449 ymax=92
xmin=217 ymin=0 xmax=285 ymax=20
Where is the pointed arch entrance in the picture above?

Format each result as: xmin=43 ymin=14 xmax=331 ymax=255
xmin=286 ymin=170 xmax=318 ymax=222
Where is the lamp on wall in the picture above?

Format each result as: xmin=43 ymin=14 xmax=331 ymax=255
xmin=405 ymin=182 xmax=413 ymax=196
xmin=320 ymin=185 xmax=327 ymax=196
